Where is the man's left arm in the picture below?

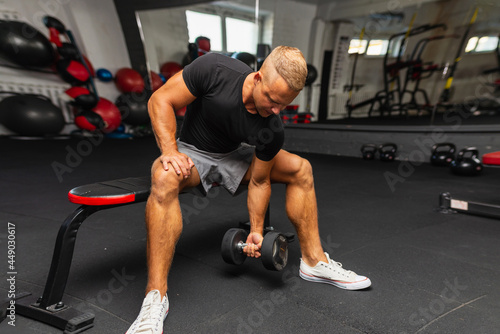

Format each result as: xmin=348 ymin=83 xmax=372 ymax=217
xmin=244 ymin=154 xmax=276 ymax=258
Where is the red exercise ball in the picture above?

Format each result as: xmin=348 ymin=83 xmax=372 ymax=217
xmin=65 ymin=87 xmax=98 ymax=109
xmin=160 ymin=62 xmax=182 ymax=81
xmin=195 ymin=36 xmax=210 ymax=57
xmin=56 ymin=59 xmax=90 ymax=85
xmin=115 ymin=68 xmax=145 ymax=93
xmin=150 ymin=71 xmax=164 ymax=91
xmin=74 ymin=110 xmax=104 ymax=131
xmin=92 ymin=97 xmax=122 ymax=133
xmin=176 ymin=106 xmax=186 ymax=117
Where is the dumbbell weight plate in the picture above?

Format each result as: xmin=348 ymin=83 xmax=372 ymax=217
xmin=221 ymin=228 xmax=248 ymax=265
xmin=261 ymin=232 xmax=288 ymax=271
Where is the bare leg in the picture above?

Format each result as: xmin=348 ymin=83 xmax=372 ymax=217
xmin=145 ymin=158 xmax=200 ymax=297
xmin=243 ymin=150 xmax=327 ymax=267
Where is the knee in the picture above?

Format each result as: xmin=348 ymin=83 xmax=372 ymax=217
xmin=291 ymin=157 xmax=314 ymax=187
xmin=150 ymin=159 xmax=182 ymax=203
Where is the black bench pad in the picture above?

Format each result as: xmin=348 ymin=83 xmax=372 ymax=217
xmin=68 ymin=176 xmax=151 ymax=206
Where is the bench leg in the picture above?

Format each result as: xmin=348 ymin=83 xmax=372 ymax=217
xmin=16 ymin=205 xmax=101 ymax=333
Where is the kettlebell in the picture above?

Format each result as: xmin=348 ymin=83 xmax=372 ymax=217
xmin=361 ymin=144 xmax=377 ymax=160
xmin=450 ymin=147 xmax=483 ymax=176
xmin=379 ymin=143 xmax=397 ymax=161
xmin=430 ymin=143 xmax=456 ymax=166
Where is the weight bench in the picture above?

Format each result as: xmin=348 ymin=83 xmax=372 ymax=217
xmin=438 ymin=151 xmax=500 ymax=219
xmin=11 ymin=176 xmax=292 ymax=333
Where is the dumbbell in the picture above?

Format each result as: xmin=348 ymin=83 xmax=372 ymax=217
xmin=221 ymin=228 xmax=289 ymax=271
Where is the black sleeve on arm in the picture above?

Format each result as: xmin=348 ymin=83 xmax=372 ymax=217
xmin=255 ymin=115 xmax=285 ymax=161
xmin=182 ymin=53 xmax=218 ymax=97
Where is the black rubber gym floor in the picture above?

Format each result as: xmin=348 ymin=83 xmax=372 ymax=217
xmin=1 ymin=136 xmax=499 ymax=334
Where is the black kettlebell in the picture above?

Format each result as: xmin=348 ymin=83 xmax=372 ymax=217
xmin=361 ymin=144 xmax=377 ymax=160
xmin=379 ymin=143 xmax=397 ymax=161
xmin=450 ymin=147 xmax=483 ymax=176
xmin=431 ymin=143 xmax=456 ymax=166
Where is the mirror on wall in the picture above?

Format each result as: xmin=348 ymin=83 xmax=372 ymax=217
xmin=135 ymin=1 xmax=273 ymax=78
xmin=134 ymin=0 xmax=317 ymax=121
xmin=320 ymin=1 xmax=500 ymax=123
xmin=134 ymin=0 xmax=500 ymax=125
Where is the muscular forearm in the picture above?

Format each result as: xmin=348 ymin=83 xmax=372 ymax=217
xmin=148 ymin=93 xmax=178 ymax=154
xmin=247 ymin=180 xmax=272 ymax=235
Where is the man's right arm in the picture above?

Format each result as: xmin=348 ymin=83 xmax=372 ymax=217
xmin=148 ymin=70 xmax=197 ymax=178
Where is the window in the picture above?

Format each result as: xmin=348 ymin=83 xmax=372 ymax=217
xmin=465 ymin=37 xmax=478 ymax=53
xmin=226 ymin=17 xmax=258 ymax=53
xmin=475 ymin=36 xmax=499 ymax=52
xmin=186 ymin=10 xmax=223 ymax=51
xmin=465 ymin=35 xmax=499 ymax=53
xmin=348 ymin=39 xmax=368 ymax=54
xmin=366 ymin=39 xmax=389 ymax=56
xmin=387 ymin=36 xmax=405 ymax=58
xmin=186 ymin=10 xmax=261 ymax=54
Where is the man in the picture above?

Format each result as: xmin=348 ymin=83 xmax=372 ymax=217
xmin=127 ymin=46 xmax=371 ymax=334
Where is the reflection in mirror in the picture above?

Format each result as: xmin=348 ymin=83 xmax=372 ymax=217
xmin=326 ymin=1 xmax=500 ymax=123
xmin=134 ymin=0 xmax=500 ymax=125
xmin=134 ymin=0 xmax=317 ymax=120
xmin=136 ymin=1 xmax=272 ymax=76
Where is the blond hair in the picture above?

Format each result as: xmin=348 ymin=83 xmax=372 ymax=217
xmin=261 ymin=46 xmax=307 ymax=91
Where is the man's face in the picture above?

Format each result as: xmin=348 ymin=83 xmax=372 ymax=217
xmin=253 ymin=73 xmax=299 ymax=118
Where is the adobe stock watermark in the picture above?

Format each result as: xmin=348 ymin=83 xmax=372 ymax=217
xmin=241 ymin=115 xmax=283 ymax=159
xmin=357 ymin=0 xmax=406 ymax=40
xmin=72 ymin=266 xmax=136 ymax=315
xmin=31 ymin=0 xmax=73 ymax=28
xmin=51 ymin=131 xmax=105 ymax=182
xmin=404 ymin=277 xmax=468 ymax=332
xmin=383 ymin=97 xmax=483 ymax=193
xmin=384 ymin=128 xmax=447 ymax=192
xmin=180 ymin=186 xmax=222 ymax=225
xmin=229 ymin=264 xmax=301 ymax=334
xmin=321 ymin=235 xmax=341 ymax=254
xmin=229 ymin=234 xmax=340 ymax=334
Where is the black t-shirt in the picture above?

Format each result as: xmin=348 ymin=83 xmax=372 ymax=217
xmin=180 ymin=53 xmax=284 ymax=161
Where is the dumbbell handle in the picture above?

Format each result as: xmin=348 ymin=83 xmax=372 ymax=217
xmin=237 ymin=241 xmax=248 ymax=252
xmin=238 ymin=241 xmax=263 ymax=252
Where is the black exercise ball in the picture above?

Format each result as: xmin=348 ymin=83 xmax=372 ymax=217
xmin=232 ymin=52 xmax=256 ymax=70
xmin=305 ymin=64 xmax=318 ymax=86
xmin=58 ymin=42 xmax=79 ymax=60
xmin=0 ymin=95 xmax=65 ymax=136
xmin=0 ymin=20 xmax=56 ymax=68
xmin=115 ymin=93 xmax=150 ymax=126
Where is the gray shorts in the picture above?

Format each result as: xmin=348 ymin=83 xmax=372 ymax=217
xmin=177 ymin=139 xmax=255 ymax=195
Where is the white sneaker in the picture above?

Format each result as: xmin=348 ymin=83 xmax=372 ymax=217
xmin=299 ymin=252 xmax=371 ymax=290
xmin=126 ymin=290 xmax=169 ymax=334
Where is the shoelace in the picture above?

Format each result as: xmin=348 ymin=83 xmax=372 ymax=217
xmin=328 ymin=259 xmax=353 ymax=275
xmin=135 ymin=297 xmax=165 ymax=333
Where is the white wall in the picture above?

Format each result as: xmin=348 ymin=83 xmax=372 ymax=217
xmin=63 ymin=0 xmax=131 ymax=101
xmin=271 ymin=0 xmax=316 ymax=59
xmin=0 ymin=0 xmax=130 ymax=135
